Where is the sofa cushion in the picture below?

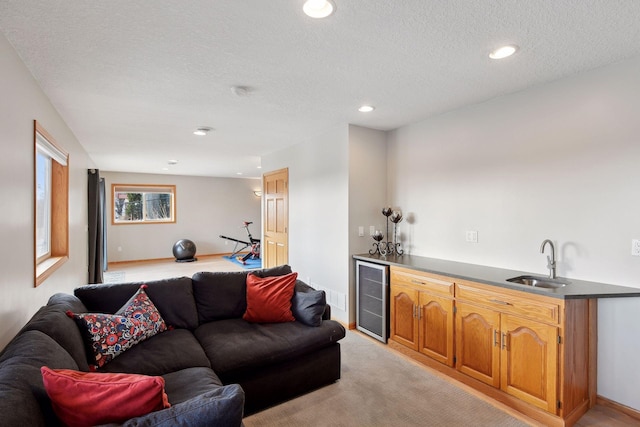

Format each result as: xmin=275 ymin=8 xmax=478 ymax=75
xmin=243 ymin=272 xmax=297 ymax=323
xmin=292 ymin=288 xmax=326 ymax=327
xmin=192 ymin=265 xmax=293 ymax=323
xmin=20 ymin=294 xmax=90 ymax=371
xmin=194 ymin=318 xmax=345 ymax=375
xmin=96 ymin=329 xmax=211 ymax=376
xmin=0 ymin=330 xmax=79 ymax=371
xmin=74 ymin=276 xmax=198 ymax=329
xmin=116 ymin=384 xmax=244 ymax=427
xmin=0 ymin=364 xmax=54 ymax=427
xmin=162 ymin=367 xmax=223 ymax=405
xmin=41 ymin=367 xmax=170 ymax=427
xmin=192 ymin=271 xmax=249 ymax=322
xmin=0 ymin=330 xmax=80 ymax=427
xmin=70 ymin=286 xmax=169 ymax=368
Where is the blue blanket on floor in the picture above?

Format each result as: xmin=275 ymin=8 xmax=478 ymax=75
xmin=223 ymin=255 xmax=261 ymax=269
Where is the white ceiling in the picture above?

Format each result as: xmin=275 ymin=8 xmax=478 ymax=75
xmin=2 ymin=1 xmax=640 ymax=178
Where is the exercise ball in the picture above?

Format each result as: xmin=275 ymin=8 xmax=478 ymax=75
xmin=173 ymin=239 xmax=197 ymax=262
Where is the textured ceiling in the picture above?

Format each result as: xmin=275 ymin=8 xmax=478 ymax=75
xmin=2 ymin=1 xmax=640 ymax=178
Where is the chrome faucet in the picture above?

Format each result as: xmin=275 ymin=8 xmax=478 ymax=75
xmin=540 ymin=239 xmax=556 ymax=279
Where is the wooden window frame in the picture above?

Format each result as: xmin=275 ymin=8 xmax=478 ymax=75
xmin=111 ymin=184 xmax=177 ymax=225
xmin=34 ymin=121 xmax=69 ymax=287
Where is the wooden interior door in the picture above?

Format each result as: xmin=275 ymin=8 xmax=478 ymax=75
xmin=262 ymin=168 xmax=288 ymax=268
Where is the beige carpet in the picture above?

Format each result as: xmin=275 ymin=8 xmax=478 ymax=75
xmin=103 ymin=255 xmax=245 ymax=283
xmin=243 ymin=330 xmax=532 ymax=427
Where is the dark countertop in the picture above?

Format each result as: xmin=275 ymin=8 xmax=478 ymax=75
xmin=353 ymin=253 xmax=640 ymax=300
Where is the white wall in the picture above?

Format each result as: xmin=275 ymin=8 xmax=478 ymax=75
xmin=0 ymin=33 xmax=92 ymax=349
xmin=348 ymin=125 xmax=388 ymax=323
xmin=262 ymin=125 xmax=350 ymax=324
xmin=387 ymin=55 xmax=640 ymax=410
xmin=102 ymin=171 xmax=261 ymax=263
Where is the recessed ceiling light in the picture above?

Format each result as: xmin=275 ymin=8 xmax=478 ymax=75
xmin=303 ymin=0 xmax=335 ymax=18
xmin=193 ymin=127 xmax=213 ymax=136
xmin=162 ymin=167 xmax=169 ymax=171
xmin=168 ymin=160 xmax=178 ymax=165
xmin=231 ymin=86 xmax=250 ymax=97
xmin=257 ymin=166 xmax=262 ymax=169
xmin=236 ymin=172 xmax=243 ymax=175
xmin=489 ymin=45 xmax=518 ymax=59
xmin=358 ymin=105 xmax=375 ymax=113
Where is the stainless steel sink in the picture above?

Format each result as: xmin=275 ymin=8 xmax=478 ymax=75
xmin=506 ymin=275 xmax=568 ymax=289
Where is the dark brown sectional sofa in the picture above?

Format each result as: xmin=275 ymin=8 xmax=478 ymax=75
xmin=0 ymin=265 xmax=346 ymax=426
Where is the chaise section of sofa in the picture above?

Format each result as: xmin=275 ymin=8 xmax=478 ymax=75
xmin=191 ymin=268 xmax=346 ymax=414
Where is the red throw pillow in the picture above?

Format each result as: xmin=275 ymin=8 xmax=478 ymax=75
xmin=243 ymin=272 xmax=298 ymax=323
xmin=41 ymin=367 xmax=170 ymax=427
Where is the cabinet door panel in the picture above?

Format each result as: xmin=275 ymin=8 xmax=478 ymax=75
xmin=455 ymin=302 xmax=500 ymax=387
xmin=390 ymin=284 xmax=418 ymax=350
xmin=501 ymin=315 xmax=558 ymax=413
xmin=418 ymin=293 xmax=454 ymax=366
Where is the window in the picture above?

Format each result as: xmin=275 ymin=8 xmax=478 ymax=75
xmin=112 ymin=184 xmax=176 ymax=224
xmin=34 ymin=121 xmax=69 ymax=287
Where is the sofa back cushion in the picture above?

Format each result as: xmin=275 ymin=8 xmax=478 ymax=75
xmin=20 ymin=293 xmax=90 ymax=371
xmin=192 ymin=265 xmax=292 ymax=323
xmin=74 ymin=277 xmax=198 ymax=330
xmin=0 ymin=330 xmax=80 ymax=427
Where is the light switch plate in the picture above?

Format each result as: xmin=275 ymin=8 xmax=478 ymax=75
xmin=632 ymin=239 xmax=640 ymax=256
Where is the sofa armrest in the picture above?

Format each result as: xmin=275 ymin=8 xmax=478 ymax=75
xmin=322 ymin=304 xmax=331 ymax=320
xmin=115 ymin=384 xmax=244 ymax=427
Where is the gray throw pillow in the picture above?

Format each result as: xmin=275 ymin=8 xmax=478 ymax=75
xmin=291 ymin=290 xmax=326 ymax=327
xmin=120 ymin=384 xmax=245 ymax=427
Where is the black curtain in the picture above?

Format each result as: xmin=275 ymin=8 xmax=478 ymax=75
xmin=88 ymin=169 xmax=104 ymax=284
xmin=100 ymin=177 xmax=107 ymax=272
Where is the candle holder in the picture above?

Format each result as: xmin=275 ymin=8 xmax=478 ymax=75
xmin=374 ymin=207 xmax=404 ymax=256
xmin=368 ymin=230 xmax=385 ymax=255
xmin=390 ymin=211 xmax=404 ymax=255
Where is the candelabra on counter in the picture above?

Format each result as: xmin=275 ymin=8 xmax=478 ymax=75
xmin=368 ymin=230 xmax=384 ymax=255
xmin=369 ymin=207 xmax=404 ymax=256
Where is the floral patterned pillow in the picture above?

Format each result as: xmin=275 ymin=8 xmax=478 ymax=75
xmin=68 ymin=285 xmax=167 ymax=369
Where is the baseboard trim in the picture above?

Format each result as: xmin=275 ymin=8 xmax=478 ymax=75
xmin=596 ymin=395 xmax=640 ymax=422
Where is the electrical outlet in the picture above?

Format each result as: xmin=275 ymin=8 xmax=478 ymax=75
xmin=369 ymin=226 xmax=375 ymax=236
xmin=632 ymin=239 xmax=640 ymax=256
xmin=465 ymin=230 xmax=478 ymax=243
